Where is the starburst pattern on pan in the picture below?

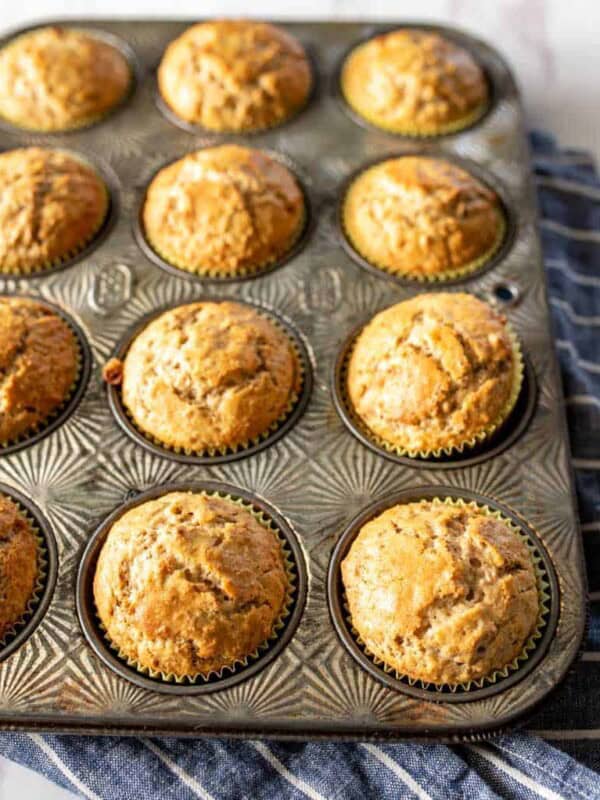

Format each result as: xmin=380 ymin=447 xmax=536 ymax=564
xmin=0 ymin=646 xmax=64 ymax=711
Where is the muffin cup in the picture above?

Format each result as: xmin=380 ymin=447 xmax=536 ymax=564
xmin=106 ymin=300 xmax=312 ymax=464
xmin=0 ymin=27 xmax=137 ymax=135
xmin=0 ymin=297 xmax=92 ymax=454
xmin=328 ymin=489 xmax=559 ymax=702
xmin=335 ymin=317 xmax=524 ymax=460
xmin=336 ymin=26 xmax=493 ymax=138
xmin=76 ymin=481 xmax=307 ymax=694
xmin=0 ymin=504 xmax=47 ymax=650
xmin=0 ymin=484 xmax=58 ymax=662
xmin=135 ymin=152 xmax=312 ymax=283
xmin=0 ymin=156 xmax=112 ymax=278
xmin=338 ymin=153 xmax=514 ymax=286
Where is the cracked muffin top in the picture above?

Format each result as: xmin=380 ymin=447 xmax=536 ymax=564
xmin=0 ymin=494 xmax=38 ymax=641
xmin=158 ymin=20 xmax=311 ymax=132
xmin=342 ymin=499 xmax=539 ymax=685
xmin=341 ymin=28 xmax=488 ymax=135
xmin=0 ymin=26 xmax=131 ymax=132
xmin=0 ymin=148 xmax=109 ymax=275
xmin=346 ymin=293 xmax=520 ymax=455
xmin=342 ymin=156 xmax=504 ymax=279
xmin=93 ymin=491 xmax=288 ymax=677
xmin=142 ymin=145 xmax=305 ymax=277
xmin=0 ymin=297 xmax=79 ymax=444
xmin=106 ymin=301 xmax=301 ymax=453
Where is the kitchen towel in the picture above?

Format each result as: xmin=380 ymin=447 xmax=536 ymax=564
xmin=0 ymin=131 xmax=599 ymax=799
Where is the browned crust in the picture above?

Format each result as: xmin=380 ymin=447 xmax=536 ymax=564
xmin=0 ymin=297 xmax=79 ymax=443
xmin=93 ymin=492 xmax=288 ymax=677
xmin=0 ymin=26 xmax=131 ymax=131
xmin=142 ymin=144 xmax=305 ymax=276
xmin=158 ymin=20 xmax=311 ymax=132
xmin=0 ymin=148 xmax=108 ymax=274
xmin=341 ymin=499 xmax=539 ymax=684
xmin=0 ymin=494 xmax=38 ymax=640
xmin=120 ymin=301 xmax=301 ymax=452
xmin=347 ymin=293 xmax=517 ymax=454
xmin=343 ymin=156 xmax=502 ymax=278
xmin=341 ymin=28 xmax=488 ymax=134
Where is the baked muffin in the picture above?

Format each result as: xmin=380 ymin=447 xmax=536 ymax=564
xmin=0 ymin=494 xmax=38 ymax=641
xmin=342 ymin=156 xmax=504 ymax=280
xmin=105 ymin=301 xmax=301 ymax=453
xmin=342 ymin=499 xmax=539 ymax=685
xmin=0 ymin=26 xmax=131 ymax=132
xmin=158 ymin=20 xmax=311 ymax=132
xmin=94 ymin=491 xmax=288 ymax=677
xmin=346 ymin=293 xmax=521 ymax=456
xmin=0 ymin=297 xmax=79 ymax=444
xmin=0 ymin=148 xmax=109 ymax=275
xmin=142 ymin=145 xmax=305 ymax=277
xmin=341 ymin=28 xmax=489 ymax=135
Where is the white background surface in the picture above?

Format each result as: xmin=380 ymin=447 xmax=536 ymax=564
xmin=0 ymin=1 xmax=599 ymax=798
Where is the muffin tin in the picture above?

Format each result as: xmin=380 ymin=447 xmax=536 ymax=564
xmin=0 ymin=19 xmax=586 ymax=741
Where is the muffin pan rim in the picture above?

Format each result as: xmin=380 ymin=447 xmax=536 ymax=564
xmin=133 ymin=146 xmax=315 ymax=284
xmin=0 ymin=293 xmax=93 ymax=455
xmin=105 ymin=296 xmax=314 ymax=464
xmin=0 ymin=481 xmax=58 ymax=663
xmin=327 ymin=486 xmax=560 ymax=704
xmin=331 ymin=316 xmax=537 ymax=469
xmin=75 ymin=480 xmax=308 ymax=695
xmin=336 ymin=149 xmax=517 ymax=287
xmin=332 ymin=21 xmax=497 ymax=139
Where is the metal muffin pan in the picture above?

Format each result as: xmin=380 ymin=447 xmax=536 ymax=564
xmin=0 ymin=19 xmax=586 ymax=741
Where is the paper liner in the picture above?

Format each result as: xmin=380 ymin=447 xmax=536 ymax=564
xmin=143 ymin=204 xmax=307 ymax=280
xmin=115 ymin=309 xmax=307 ymax=459
xmin=342 ymin=199 xmax=507 ymax=284
xmin=0 ymin=175 xmax=110 ymax=277
xmin=0 ymin=499 xmax=48 ymax=651
xmin=97 ymin=490 xmax=297 ymax=684
xmin=0 ymin=311 xmax=85 ymax=450
xmin=342 ymin=497 xmax=551 ymax=693
xmin=339 ymin=319 xmax=524 ymax=460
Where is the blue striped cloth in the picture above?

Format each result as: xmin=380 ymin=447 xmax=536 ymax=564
xmin=1 ymin=131 xmax=599 ymax=799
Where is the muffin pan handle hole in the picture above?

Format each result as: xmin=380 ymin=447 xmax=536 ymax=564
xmin=489 ymin=281 xmax=522 ymax=308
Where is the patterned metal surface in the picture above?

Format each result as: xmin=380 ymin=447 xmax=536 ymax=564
xmin=0 ymin=20 xmax=586 ymax=740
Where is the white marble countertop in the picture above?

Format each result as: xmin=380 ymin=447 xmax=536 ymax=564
xmin=0 ymin=1 xmax=598 ymax=798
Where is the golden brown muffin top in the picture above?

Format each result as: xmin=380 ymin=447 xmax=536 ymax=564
xmin=0 ymin=148 xmax=109 ymax=275
xmin=142 ymin=145 xmax=305 ymax=276
xmin=343 ymin=156 xmax=503 ymax=279
xmin=158 ymin=20 xmax=311 ymax=132
xmin=347 ymin=293 xmax=519 ymax=455
xmin=0 ymin=297 xmax=79 ymax=444
xmin=0 ymin=494 xmax=38 ymax=640
xmin=93 ymin=491 xmax=288 ymax=677
xmin=112 ymin=301 xmax=300 ymax=453
xmin=341 ymin=29 xmax=488 ymax=134
xmin=0 ymin=26 xmax=131 ymax=131
xmin=342 ymin=499 xmax=539 ymax=685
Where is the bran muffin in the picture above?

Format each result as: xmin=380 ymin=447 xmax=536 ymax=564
xmin=342 ymin=156 xmax=505 ymax=280
xmin=105 ymin=301 xmax=301 ymax=453
xmin=0 ymin=494 xmax=39 ymax=642
xmin=0 ymin=148 xmax=109 ymax=275
xmin=0 ymin=26 xmax=131 ymax=132
xmin=341 ymin=28 xmax=489 ymax=135
xmin=158 ymin=20 xmax=311 ymax=132
xmin=0 ymin=297 xmax=79 ymax=444
xmin=93 ymin=491 xmax=288 ymax=678
xmin=341 ymin=499 xmax=539 ymax=685
xmin=346 ymin=293 xmax=521 ymax=456
xmin=141 ymin=145 xmax=305 ymax=277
